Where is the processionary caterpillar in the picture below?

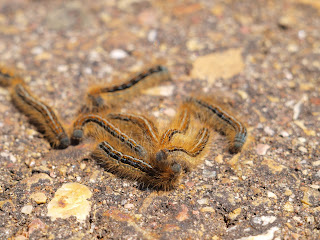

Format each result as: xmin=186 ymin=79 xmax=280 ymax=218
xmin=11 ymin=84 xmax=70 ymax=149
xmin=92 ymin=141 xmax=182 ymax=190
xmin=71 ymin=113 xmax=146 ymax=156
xmin=184 ymin=97 xmax=247 ymax=154
xmin=84 ymin=65 xmax=171 ymax=112
xmin=0 ymin=66 xmax=70 ymax=149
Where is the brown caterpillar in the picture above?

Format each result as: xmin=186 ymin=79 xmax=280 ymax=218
xmin=71 ymin=113 xmax=146 ymax=156
xmin=83 ymin=65 xmax=171 ymax=112
xmin=92 ymin=140 xmax=182 ymax=190
xmin=11 ymin=83 xmax=70 ymax=149
xmin=0 ymin=66 xmax=70 ymax=149
xmin=184 ymin=97 xmax=247 ymax=154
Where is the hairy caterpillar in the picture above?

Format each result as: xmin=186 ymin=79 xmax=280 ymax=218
xmin=184 ymin=98 xmax=247 ymax=154
xmin=11 ymin=84 xmax=70 ymax=149
xmin=0 ymin=66 xmax=69 ymax=149
xmin=83 ymin=65 xmax=171 ymax=112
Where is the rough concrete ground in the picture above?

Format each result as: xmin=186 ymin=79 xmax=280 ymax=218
xmin=0 ymin=0 xmax=319 ymax=239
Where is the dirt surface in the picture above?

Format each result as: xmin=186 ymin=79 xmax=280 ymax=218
xmin=0 ymin=0 xmax=319 ymax=239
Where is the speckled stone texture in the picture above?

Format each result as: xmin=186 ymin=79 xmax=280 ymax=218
xmin=0 ymin=0 xmax=319 ymax=239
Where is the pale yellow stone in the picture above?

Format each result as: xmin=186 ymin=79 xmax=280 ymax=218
xmin=200 ymin=207 xmax=215 ymax=213
xmin=294 ymin=120 xmax=316 ymax=136
xmin=301 ymin=186 xmax=320 ymax=207
xmin=267 ymin=96 xmax=279 ymax=102
xmin=142 ymin=85 xmax=175 ymax=97
xmin=30 ymin=192 xmax=47 ymax=204
xmin=252 ymin=197 xmax=272 ymax=207
xmin=211 ymin=236 xmax=221 ymax=240
xmin=261 ymin=159 xmax=286 ymax=173
xmin=312 ymin=161 xmax=320 ymax=167
xmin=283 ymin=202 xmax=294 ymax=212
xmin=47 ymin=182 xmax=92 ymax=222
xmin=284 ymin=189 xmax=292 ymax=196
xmin=80 ymin=162 xmax=86 ymax=170
xmin=228 ymin=208 xmax=241 ymax=220
xmin=186 ymin=39 xmax=205 ymax=51
xmin=214 ymin=154 xmax=223 ymax=164
xmin=191 ymin=48 xmax=244 ymax=84
xmin=21 ymin=205 xmax=33 ymax=214
xmin=237 ymin=90 xmax=248 ymax=100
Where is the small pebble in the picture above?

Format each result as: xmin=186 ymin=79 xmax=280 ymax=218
xmin=298 ymin=137 xmax=306 ymax=143
xmin=110 ymin=49 xmax=128 ymax=59
xmin=298 ymin=30 xmax=306 ymax=39
xmin=80 ymin=162 xmax=86 ymax=170
xmin=147 ymin=29 xmax=157 ymax=42
xmin=21 ymin=205 xmax=33 ymax=214
xmin=57 ymin=65 xmax=68 ymax=72
xmin=31 ymin=46 xmax=43 ymax=55
xmin=197 ymin=198 xmax=209 ymax=205
xmin=284 ymin=189 xmax=293 ymax=196
xmin=200 ymin=207 xmax=215 ymax=213
xmin=228 ymin=208 xmax=241 ymax=220
xmin=205 ymin=160 xmax=213 ymax=167
xmin=312 ymin=161 xmax=320 ymax=167
xmin=124 ymin=203 xmax=134 ymax=209
xmin=267 ymin=191 xmax=277 ymax=199
xmin=264 ymin=126 xmax=275 ymax=136
xmin=30 ymin=192 xmax=47 ymax=204
xmin=298 ymin=146 xmax=308 ymax=153
xmin=252 ymin=216 xmax=277 ymax=226
xmin=142 ymin=85 xmax=175 ymax=97
xmin=279 ymin=131 xmax=289 ymax=137
xmin=256 ymin=144 xmax=270 ymax=155
xmin=283 ymin=202 xmax=294 ymax=212
xmin=203 ymin=169 xmax=216 ymax=178
xmin=176 ymin=204 xmax=189 ymax=221
xmin=28 ymin=218 xmax=46 ymax=235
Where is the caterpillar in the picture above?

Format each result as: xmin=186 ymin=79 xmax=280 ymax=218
xmin=71 ymin=113 xmax=146 ymax=156
xmin=83 ymin=65 xmax=171 ymax=113
xmin=0 ymin=66 xmax=69 ymax=149
xmin=184 ymin=97 xmax=247 ymax=154
xmin=92 ymin=140 xmax=182 ymax=190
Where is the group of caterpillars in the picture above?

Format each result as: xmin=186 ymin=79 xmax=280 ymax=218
xmin=0 ymin=65 xmax=247 ymax=190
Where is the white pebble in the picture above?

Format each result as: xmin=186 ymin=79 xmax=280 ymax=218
xmin=110 ymin=49 xmax=128 ymax=59
xmin=264 ymin=126 xmax=274 ymax=136
xmin=279 ymin=131 xmax=289 ymax=137
xmin=148 ymin=29 xmax=157 ymax=42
